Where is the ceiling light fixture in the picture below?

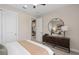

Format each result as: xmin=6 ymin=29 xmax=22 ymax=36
xmin=32 ymin=4 xmax=38 ymax=8
xmin=33 ymin=4 xmax=46 ymax=8
xmin=23 ymin=5 xmax=27 ymax=9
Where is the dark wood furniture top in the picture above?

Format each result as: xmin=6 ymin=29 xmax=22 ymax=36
xmin=43 ymin=34 xmax=70 ymax=52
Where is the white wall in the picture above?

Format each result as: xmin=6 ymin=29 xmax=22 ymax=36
xmin=42 ymin=5 xmax=79 ymax=53
xmin=0 ymin=10 xmax=2 ymax=43
xmin=36 ymin=17 xmax=43 ymax=42
xmin=18 ymin=12 xmax=32 ymax=40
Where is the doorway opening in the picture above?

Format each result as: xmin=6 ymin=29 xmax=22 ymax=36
xmin=31 ymin=19 xmax=36 ymax=41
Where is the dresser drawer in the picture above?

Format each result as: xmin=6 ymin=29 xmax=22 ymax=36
xmin=43 ymin=34 xmax=70 ymax=52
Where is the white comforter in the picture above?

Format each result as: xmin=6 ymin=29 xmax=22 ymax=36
xmin=4 ymin=41 xmax=30 ymax=55
xmin=3 ymin=40 xmax=54 ymax=55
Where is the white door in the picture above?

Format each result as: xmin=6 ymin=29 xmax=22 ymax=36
xmin=36 ymin=17 xmax=43 ymax=43
xmin=2 ymin=10 xmax=17 ymax=43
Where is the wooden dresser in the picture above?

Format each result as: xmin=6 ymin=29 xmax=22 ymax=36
xmin=43 ymin=34 xmax=70 ymax=52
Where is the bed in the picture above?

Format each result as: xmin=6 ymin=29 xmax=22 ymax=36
xmin=3 ymin=40 xmax=54 ymax=55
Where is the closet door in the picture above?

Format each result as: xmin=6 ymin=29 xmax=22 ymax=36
xmin=3 ymin=10 xmax=17 ymax=43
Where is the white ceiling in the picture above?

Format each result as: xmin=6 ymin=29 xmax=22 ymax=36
xmin=10 ymin=4 xmax=69 ymax=17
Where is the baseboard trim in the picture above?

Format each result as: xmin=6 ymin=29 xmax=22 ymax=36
xmin=70 ymin=48 xmax=79 ymax=53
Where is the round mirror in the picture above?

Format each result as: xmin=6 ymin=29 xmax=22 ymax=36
xmin=48 ymin=18 xmax=64 ymax=35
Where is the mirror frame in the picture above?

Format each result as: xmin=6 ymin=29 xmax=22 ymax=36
xmin=48 ymin=18 xmax=64 ymax=35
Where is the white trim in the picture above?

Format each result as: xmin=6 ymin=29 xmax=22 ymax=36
xmin=70 ymin=48 xmax=79 ymax=53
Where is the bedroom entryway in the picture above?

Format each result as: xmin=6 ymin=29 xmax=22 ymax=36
xmin=31 ymin=19 xmax=36 ymax=41
xmin=31 ymin=17 xmax=43 ymax=43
